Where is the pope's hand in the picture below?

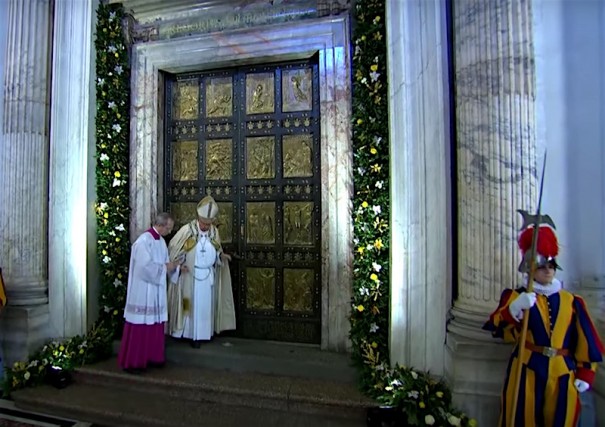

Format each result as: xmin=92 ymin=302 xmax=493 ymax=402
xmin=574 ymin=379 xmax=590 ymax=393
xmin=166 ymin=261 xmax=179 ymax=273
xmin=221 ymin=253 xmax=232 ymax=262
xmin=509 ymin=292 xmax=537 ymax=321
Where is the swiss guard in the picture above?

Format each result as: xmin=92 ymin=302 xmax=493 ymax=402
xmin=483 ymin=214 xmax=604 ymax=427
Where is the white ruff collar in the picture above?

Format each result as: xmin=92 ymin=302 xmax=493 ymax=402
xmin=532 ymin=278 xmax=562 ymax=297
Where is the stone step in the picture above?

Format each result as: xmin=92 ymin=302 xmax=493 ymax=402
xmin=12 ymin=358 xmax=374 ymax=427
xmin=115 ymin=336 xmax=359 ymax=384
xmin=12 ymin=383 xmax=362 ymax=427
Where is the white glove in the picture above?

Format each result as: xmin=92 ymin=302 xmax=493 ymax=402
xmin=574 ymin=379 xmax=590 ymax=393
xmin=509 ymin=292 xmax=536 ymax=321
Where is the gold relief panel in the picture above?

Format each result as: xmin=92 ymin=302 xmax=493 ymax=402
xmin=246 ymin=202 xmax=275 ymax=244
xmin=172 ymin=140 xmax=198 ymax=181
xmin=246 ymin=267 xmax=275 ymax=310
xmin=282 ymin=134 xmax=313 ymax=178
xmin=283 ymin=202 xmax=314 ymax=246
xmin=282 ymin=68 xmax=313 ymax=112
xmin=170 ymin=202 xmax=197 ymax=229
xmin=216 ymin=202 xmax=233 ymax=244
xmin=246 ymin=73 xmax=275 ymax=114
xmin=205 ymin=138 xmax=233 ymax=180
xmin=173 ymin=80 xmax=199 ymax=119
xmin=205 ymin=77 xmax=233 ymax=118
xmin=283 ymin=268 xmax=314 ymax=312
xmin=246 ymin=137 xmax=275 ymax=179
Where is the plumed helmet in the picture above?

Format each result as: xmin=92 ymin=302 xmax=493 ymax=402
xmin=196 ymin=196 xmax=219 ymax=223
xmin=517 ymin=225 xmax=561 ymax=273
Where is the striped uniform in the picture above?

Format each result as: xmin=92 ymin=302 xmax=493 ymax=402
xmin=483 ymin=287 xmax=604 ymax=427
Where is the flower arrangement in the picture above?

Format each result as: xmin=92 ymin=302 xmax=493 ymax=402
xmin=2 ymin=3 xmax=128 ymax=396
xmin=350 ymin=0 xmax=477 ymax=425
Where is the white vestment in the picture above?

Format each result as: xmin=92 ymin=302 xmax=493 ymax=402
xmin=124 ymin=229 xmax=169 ymax=325
xmin=167 ymin=220 xmax=236 ymax=340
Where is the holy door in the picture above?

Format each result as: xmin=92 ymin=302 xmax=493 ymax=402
xmin=164 ymin=60 xmax=322 ymax=344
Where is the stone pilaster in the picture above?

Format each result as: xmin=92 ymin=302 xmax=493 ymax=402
xmin=445 ymin=0 xmax=538 ymax=425
xmin=0 ymin=0 xmax=54 ymax=364
xmin=387 ymin=0 xmax=451 ymax=375
xmin=48 ymin=0 xmax=98 ymax=339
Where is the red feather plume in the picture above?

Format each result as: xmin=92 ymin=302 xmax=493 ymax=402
xmin=518 ymin=226 xmax=559 ymax=258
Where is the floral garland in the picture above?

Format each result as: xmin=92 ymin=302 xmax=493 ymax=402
xmin=93 ymin=3 xmax=131 ymax=334
xmin=350 ymin=1 xmax=475 ymax=425
xmin=2 ymin=3 xmax=127 ymax=395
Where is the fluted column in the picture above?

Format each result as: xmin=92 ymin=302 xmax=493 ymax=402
xmin=0 ymin=0 xmax=53 ymax=306
xmin=449 ymin=0 xmax=538 ymax=338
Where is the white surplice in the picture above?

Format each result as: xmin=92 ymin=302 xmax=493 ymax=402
xmin=124 ymin=229 xmax=169 ymax=325
xmin=175 ymin=231 xmax=218 ymax=341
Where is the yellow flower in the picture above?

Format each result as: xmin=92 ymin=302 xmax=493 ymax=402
xmin=114 ymin=52 xmax=119 ymax=58
xmin=370 ymin=273 xmax=378 ymax=282
xmin=362 ymin=201 xmax=369 ymax=208
xmin=468 ymin=420 xmax=478 ymax=427
xmin=374 ymin=16 xmax=381 ymax=23
xmin=114 ymin=171 xmax=121 ymax=178
xmin=116 ymin=237 xmax=121 ymax=242
xmin=113 ymin=309 xmax=118 ymax=315
xmin=371 ymin=342 xmax=378 ymax=348
xmin=59 ymin=345 xmax=65 ymax=351
xmin=373 ymin=32 xmax=383 ymax=41
xmin=371 ymin=164 xmax=381 ymax=173
xmin=102 ymin=250 xmax=107 ymax=255
xmin=361 ymin=35 xmax=366 ymax=41
xmin=103 ymin=212 xmax=109 ymax=219
xmin=118 ymin=273 xmax=123 ymax=279
xmin=436 ymin=391 xmax=444 ymax=398
xmin=357 ymin=247 xmax=365 ymax=254
xmin=357 ymin=118 xmax=363 ymax=125
xmin=419 ymin=401 xmax=425 ymax=408
xmin=79 ymin=349 xmax=85 ymax=355
xmin=357 ymin=305 xmax=365 ymax=312
xmin=116 ymin=113 xmax=122 ymax=119
xmin=370 ymin=147 xmax=377 ymax=155
xmin=374 ymin=239 xmax=384 ymax=250
xmin=370 ymin=64 xmax=378 ymax=72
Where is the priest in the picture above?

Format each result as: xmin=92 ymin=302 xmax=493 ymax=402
xmin=167 ymin=196 xmax=236 ymax=348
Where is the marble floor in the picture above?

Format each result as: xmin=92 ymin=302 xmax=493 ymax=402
xmin=0 ymin=400 xmax=90 ymax=427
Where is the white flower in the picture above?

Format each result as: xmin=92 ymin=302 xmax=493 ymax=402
xmin=353 ymin=238 xmax=359 ymax=245
xmin=103 ymin=256 xmax=111 ymax=263
xmin=366 ymin=244 xmax=373 ymax=251
xmin=99 ymin=202 xmax=108 ymax=210
xmin=108 ymin=101 xmax=116 ymax=109
xmin=359 ymin=287 xmax=369 ymax=296
xmin=112 ymin=178 xmax=121 ymax=187
xmin=115 ymin=65 xmax=123 ymax=75
xmin=390 ymin=379 xmax=402 ymax=387
xmin=385 ymin=385 xmax=393 ymax=391
xmin=108 ymin=45 xmax=117 ymax=53
xmin=447 ymin=415 xmax=461 ymax=426
xmin=374 ymin=56 xmax=379 ymax=63
xmin=372 ymin=262 xmax=382 ymax=272
xmin=115 ymin=224 xmax=125 ymax=232
xmin=109 ymin=11 xmax=117 ymax=20
xmin=112 ymin=124 xmax=121 ymax=133
xmin=425 ymin=415 xmax=435 ymax=425
xmin=357 ymin=167 xmax=366 ymax=175
xmin=375 ymin=181 xmax=383 ymax=189
xmin=374 ymin=136 xmax=382 ymax=145
xmin=370 ymin=71 xmax=380 ymax=82
xmin=109 ymin=230 xmax=116 ymax=236
xmin=24 ymin=371 xmax=31 ymax=380
xmin=113 ymin=279 xmax=122 ymax=288
xmin=100 ymin=153 xmax=109 ymax=161
xmin=361 ymin=77 xmax=368 ymax=84
xmin=355 ymin=45 xmax=362 ymax=55
xmin=410 ymin=370 xmax=418 ymax=380
xmin=97 ymin=78 xmax=105 ymax=86
xmin=372 ymin=205 xmax=381 ymax=215
xmin=369 ymin=323 xmax=379 ymax=333
xmin=408 ymin=390 xmax=419 ymax=399
xmin=104 ymin=306 xmax=111 ymax=313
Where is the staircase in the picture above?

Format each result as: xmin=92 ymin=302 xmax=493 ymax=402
xmin=11 ymin=337 xmax=375 ymax=427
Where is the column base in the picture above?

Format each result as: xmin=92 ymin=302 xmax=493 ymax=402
xmin=0 ymin=304 xmax=50 ymax=367
xmin=444 ymin=331 xmax=510 ymax=426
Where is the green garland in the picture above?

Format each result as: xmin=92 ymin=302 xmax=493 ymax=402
xmin=93 ymin=3 xmax=131 ymax=334
xmin=350 ymin=0 xmax=390 ymax=393
xmin=2 ymin=3 xmax=128 ymax=395
xmin=350 ymin=1 xmax=476 ymax=425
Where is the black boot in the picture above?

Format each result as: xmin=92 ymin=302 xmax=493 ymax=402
xmin=191 ymin=340 xmax=201 ymax=349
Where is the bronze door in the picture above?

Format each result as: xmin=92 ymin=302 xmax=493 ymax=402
xmin=165 ymin=59 xmax=322 ymax=344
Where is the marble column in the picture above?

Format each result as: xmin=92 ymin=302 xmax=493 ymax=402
xmin=387 ymin=0 xmax=451 ymax=375
xmin=445 ymin=0 xmax=538 ymax=424
xmin=0 ymin=0 xmax=53 ymax=364
xmin=48 ymin=0 xmax=98 ymax=339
